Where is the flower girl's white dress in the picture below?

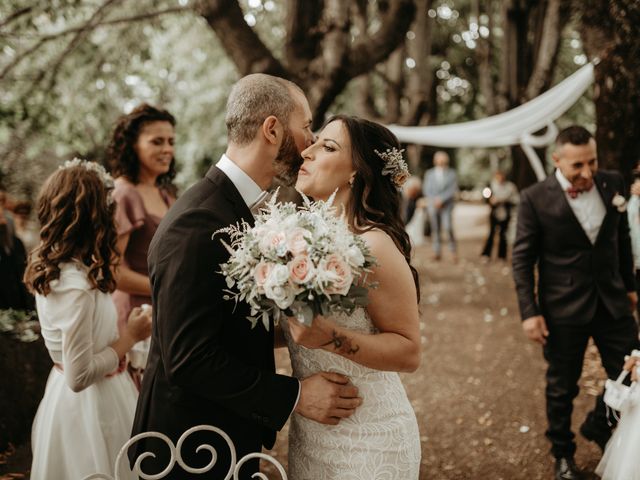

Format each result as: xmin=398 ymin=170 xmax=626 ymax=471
xmin=30 ymin=262 xmax=137 ymax=479
xmin=283 ymin=309 xmax=422 ymax=480
xmin=596 ymin=392 xmax=640 ymax=480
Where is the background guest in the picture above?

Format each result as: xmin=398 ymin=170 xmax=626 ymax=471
xmin=481 ymin=170 xmax=519 ymax=262
xmin=422 ymin=151 xmax=458 ymax=261
xmin=512 ymin=126 xmax=639 ymax=480
xmin=0 ymin=189 xmax=33 ymax=310
xmin=595 ymin=350 xmax=640 ymax=479
xmin=11 ymin=201 xmax=38 ymax=254
xmin=403 ymin=175 xmax=427 ymax=247
xmin=627 ymin=160 xmax=640 ymax=325
xmin=106 ymin=104 xmax=177 ymax=384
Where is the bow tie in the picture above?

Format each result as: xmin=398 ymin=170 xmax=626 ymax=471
xmin=250 ymin=190 xmax=274 ymax=215
xmin=566 ymin=185 xmax=592 ymax=199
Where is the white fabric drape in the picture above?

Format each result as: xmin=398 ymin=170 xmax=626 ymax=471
xmin=388 ymin=62 xmax=595 ymax=180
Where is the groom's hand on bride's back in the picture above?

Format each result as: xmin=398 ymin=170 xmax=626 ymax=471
xmin=295 ymin=372 xmax=362 ymax=425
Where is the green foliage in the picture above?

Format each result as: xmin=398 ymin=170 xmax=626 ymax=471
xmin=0 ymin=309 xmax=39 ymax=342
xmin=0 ymin=0 xmax=602 ymax=198
xmin=1 ymin=0 xmax=239 ymax=195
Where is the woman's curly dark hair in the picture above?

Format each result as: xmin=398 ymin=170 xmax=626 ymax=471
xmin=106 ymin=103 xmax=177 ymax=192
xmin=24 ymin=166 xmax=118 ymax=295
xmin=325 ymin=115 xmax=420 ymax=301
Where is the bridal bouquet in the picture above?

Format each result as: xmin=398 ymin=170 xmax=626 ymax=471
xmin=216 ymin=192 xmax=377 ymax=330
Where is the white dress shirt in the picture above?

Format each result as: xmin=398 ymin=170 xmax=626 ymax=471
xmin=555 ymin=169 xmax=606 ymax=244
xmin=215 ymin=154 xmax=263 ymax=208
xmin=215 ymin=153 xmax=302 ymax=410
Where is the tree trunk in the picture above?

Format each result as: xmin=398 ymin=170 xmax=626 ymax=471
xmin=474 ymin=0 xmax=497 ymax=116
xmin=383 ymin=47 xmax=405 ymax=124
xmin=401 ymin=0 xmax=434 ymax=126
xmin=497 ymin=0 xmax=567 ymax=190
xmin=525 ymin=0 xmax=569 ymax=100
xmin=196 ymin=0 xmax=416 ymax=127
xmin=579 ymin=1 xmax=640 ymax=182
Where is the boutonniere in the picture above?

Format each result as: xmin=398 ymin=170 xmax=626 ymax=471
xmin=612 ymin=193 xmax=627 ymax=212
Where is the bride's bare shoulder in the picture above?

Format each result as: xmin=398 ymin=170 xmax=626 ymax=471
xmin=360 ymin=229 xmax=402 ymax=258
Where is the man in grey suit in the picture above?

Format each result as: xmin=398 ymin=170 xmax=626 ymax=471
xmin=423 ymin=151 xmax=458 ymax=261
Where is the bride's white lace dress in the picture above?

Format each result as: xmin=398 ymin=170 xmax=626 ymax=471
xmin=282 ymin=308 xmax=421 ymax=480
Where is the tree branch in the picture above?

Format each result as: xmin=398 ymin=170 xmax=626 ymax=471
xmin=284 ymin=0 xmax=323 ymax=71
xmin=346 ymin=0 xmax=416 ymax=78
xmin=28 ymin=0 xmax=122 ymax=105
xmin=401 ymin=0 xmax=434 ymax=125
xmin=0 ymin=4 xmax=34 ymax=29
xmin=196 ymin=0 xmax=287 ymax=77
xmin=0 ymin=5 xmax=189 ymax=81
xmin=525 ymin=0 xmax=569 ymax=100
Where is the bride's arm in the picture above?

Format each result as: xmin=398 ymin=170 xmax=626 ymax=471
xmin=274 ymin=324 xmax=287 ymax=348
xmin=288 ymin=230 xmax=421 ymax=372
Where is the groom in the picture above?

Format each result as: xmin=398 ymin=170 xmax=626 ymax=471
xmin=130 ymin=74 xmax=362 ymax=479
xmin=512 ymin=126 xmax=640 ymax=480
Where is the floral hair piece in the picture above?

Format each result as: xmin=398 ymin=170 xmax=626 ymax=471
xmin=374 ymin=147 xmax=410 ymax=189
xmin=59 ymin=158 xmax=115 ymax=190
xmin=59 ymin=158 xmax=115 ymax=204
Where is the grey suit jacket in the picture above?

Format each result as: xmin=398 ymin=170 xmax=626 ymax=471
xmin=423 ymin=168 xmax=458 ymax=206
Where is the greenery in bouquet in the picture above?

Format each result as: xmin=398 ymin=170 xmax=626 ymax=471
xmin=217 ymin=191 xmax=378 ymax=330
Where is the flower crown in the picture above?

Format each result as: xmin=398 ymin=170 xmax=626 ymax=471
xmin=374 ymin=147 xmax=410 ymax=189
xmin=58 ymin=158 xmax=115 ymax=190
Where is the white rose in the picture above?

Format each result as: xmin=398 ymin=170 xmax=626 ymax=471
xmin=265 ymin=264 xmax=290 ymax=288
xmin=612 ymin=194 xmax=627 ymax=212
xmin=264 ymin=283 xmax=296 ymax=309
xmin=345 ymin=245 xmax=365 ymax=268
xmin=281 ymin=214 xmax=300 ymax=230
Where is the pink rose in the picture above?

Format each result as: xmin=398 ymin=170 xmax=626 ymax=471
xmin=254 ymin=261 xmax=274 ymax=289
xmin=259 ymin=230 xmax=287 ymax=255
xmin=288 ymin=255 xmax=315 ymax=284
xmin=324 ymin=253 xmax=353 ymax=296
xmin=287 ymin=228 xmax=310 ymax=256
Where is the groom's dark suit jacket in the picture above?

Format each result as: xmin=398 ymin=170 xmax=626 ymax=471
xmin=512 ymin=170 xmax=635 ymax=324
xmin=130 ymin=165 xmax=299 ymax=475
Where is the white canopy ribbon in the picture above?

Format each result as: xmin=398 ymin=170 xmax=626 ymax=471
xmin=520 ymin=122 xmax=558 ymax=180
xmin=388 ymin=62 xmax=595 ymax=179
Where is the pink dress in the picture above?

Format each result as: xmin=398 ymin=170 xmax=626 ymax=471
xmin=112 ymin=178 xmax=174 ymax=330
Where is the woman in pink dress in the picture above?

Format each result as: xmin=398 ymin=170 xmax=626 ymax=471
xmin=106 ymin=104 xmax=177 ymax=385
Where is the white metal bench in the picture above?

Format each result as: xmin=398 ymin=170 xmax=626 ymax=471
xmin=82 ymin=425 xmax=287 ymax=480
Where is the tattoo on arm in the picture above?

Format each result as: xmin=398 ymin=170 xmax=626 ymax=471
xmin=323 ymin=330 xmax=359 ymax=355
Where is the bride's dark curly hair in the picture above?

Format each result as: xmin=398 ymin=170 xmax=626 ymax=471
xmin=325 ymin=115 xmax=420 ymax=301
xmin=24 ymin=166 xmax=118 ymax=295
xmin=106 ymin=103 xmax=177 ymax=193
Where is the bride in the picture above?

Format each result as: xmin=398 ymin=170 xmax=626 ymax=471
xmin=284 ymin=115 xmax=422 ymax=479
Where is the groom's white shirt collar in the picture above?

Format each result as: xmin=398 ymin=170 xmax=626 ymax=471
xmin=554 ymin=168 xmax=572 ymax=190
xmin=216 ymin=154 xmax=263 ymax=207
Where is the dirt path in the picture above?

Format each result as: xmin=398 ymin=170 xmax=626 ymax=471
xmin=265 ymin=203 xmax=609 ymax=479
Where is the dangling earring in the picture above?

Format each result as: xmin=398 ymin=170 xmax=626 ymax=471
xmin=348 ymin=176 xmax=355 ymax=189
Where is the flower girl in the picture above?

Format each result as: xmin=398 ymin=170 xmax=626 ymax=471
xmin=596 ymin=351 xmax=640 ymax=480
xmin=25 ymin=160 xmax=152 ymax=479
